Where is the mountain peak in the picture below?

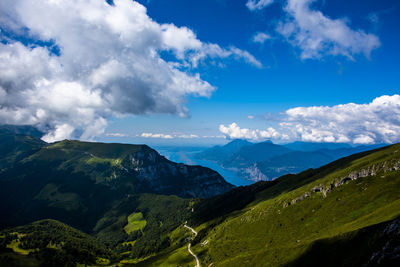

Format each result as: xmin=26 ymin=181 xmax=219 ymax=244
xmin=0 ymin=124 xmax=43 ymax=139
xmin=227 ymin=139 xmax=252 ymax=144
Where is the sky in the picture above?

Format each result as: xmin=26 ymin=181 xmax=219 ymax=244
xmin=0 ymin=0 xmax=399 ymax=146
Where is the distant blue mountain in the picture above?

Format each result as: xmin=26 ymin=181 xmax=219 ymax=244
xmin=196 ymin=139 xmax=388 ymax=182
xmin=194 ymin=139 xmax=252 ymax=162
xmin=223 ymin=141 xmax=293 ymax=167
xmin=283 ymin=141 xmax=351 ymax=152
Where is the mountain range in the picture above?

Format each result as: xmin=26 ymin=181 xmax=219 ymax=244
xmin=0 ymin=126 xmax=399 ymax=266
xmin=0 ymin=125 xmax=233 ymax=265
xmin=195 ymin=139 xmax=385 ymax=182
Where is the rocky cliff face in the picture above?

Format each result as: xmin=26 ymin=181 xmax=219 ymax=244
xmin=0 ymin=139 xmax=234 ymax=232
xmin=366 ymin=218 xmax=400 ymax=266
xmin=238 ymin=164 xmax=267 ymax=182
xmin=120 ymin=147 xmax=234 ymax=198
xmin=1 ymin=139 xmax=234 ymax=199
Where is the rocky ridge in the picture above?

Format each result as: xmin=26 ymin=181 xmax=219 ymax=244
xmin=284 ymin=160 xmax=400 ymax=207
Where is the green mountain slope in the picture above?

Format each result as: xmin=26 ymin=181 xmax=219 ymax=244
xmin=0 ymin=139 xmax=232 ymax=229
xmin=1 ymin=127 xmax=399 ymax=266
xmin=139 ymin=144 xmax=400 ymax=266
xmin=0 ymin=128 xmax=234 ymax=262
xmin=0 ymin=127 xmax=45 ymax=170
xmin=0 ymin=125 xmax=43 ymax=139
xmin=0 ymin=193 xmax=193 ymax=266
xmin=0 ymin=219 xmax=112 ymax=266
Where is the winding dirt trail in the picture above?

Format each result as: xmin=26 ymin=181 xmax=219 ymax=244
xmin=184 ymin=224 xmax=200 ymax=267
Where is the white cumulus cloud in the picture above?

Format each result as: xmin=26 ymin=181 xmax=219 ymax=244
xmin=141 ymin=133 xmax=174 ymax=139
xmin=0 ymin=0 xmax=260 ymax=141
xmin=140 ymin=133 xmax=200 ymax=139
xmin=246 ymin=0 xmax=274 ymax=11
xmin=283 ymin=94 xmax=400 ymax=144
xmin=219 ymin=123 xmax=287 ymax=141
xmin=252 ymin=32 xmax=272 ymax=44
xmin=220 ymin=95 xmax=400 ymax=144
xmin=276 ymin=0 xmax=380 ymax=60
xmin=106 ymin=132 xmax=128 ymax=137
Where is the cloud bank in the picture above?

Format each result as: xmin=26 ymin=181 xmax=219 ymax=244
xmin=220 ymin=95 xmax=400 ymax=144
xmin=104 ymin=132 xmax=203 ymax=139
xmin=219 ymin=123 xmax=288 ymax=141
xmin=141 ymin=133 xmax=174 ymax=139
xmin=247 ymin=0 xmax=380 ymax=60
xmin=277 ymin=0 xmax=381 ymax=60
xmin=0 ymin=0 xmax=260 ymax=142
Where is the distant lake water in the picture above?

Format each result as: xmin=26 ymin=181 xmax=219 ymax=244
xmin=156 ymin=147 xmax=253 ymax=187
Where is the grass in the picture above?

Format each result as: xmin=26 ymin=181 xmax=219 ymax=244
xmin=86 ymin=156 xmax=122 ymax=167
xmin=119 ymin=254 xmax=155 ymax=265
xmin=0 ymin=251 xmax=40 ymax=267
xmin=1 ymin=219 xmax=110 ymax=262
xmin=149 ymin=246 xmax=195 ymax=266
xmin=141 ymin=144 xmax=400 ymax=266
xmin=122 ymin=240 xmax=136 ymax=247
xmin=34 ymin=183 xmax=84 ymax=211
xmin=124 ymin=212 xmax=147 ymax=234
xmin=95 ymin=257 xmax=111 ymax=265
xmin=2 ymin=136 xmax=400 ymax=266
xmin=6 ymin=238 xmax=36 ymax=255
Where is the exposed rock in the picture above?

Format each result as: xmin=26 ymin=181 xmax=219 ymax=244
xmin=335 ymin=177 xmax=352 ymax=187
xmin=311 ymin=185 xmax=323 ymax=193
xmin=390 ymin=161 xmax=400 ymax=171
xmin=291 ymin=192 xmax=311 ymax=205
xmin=122 ymin=148 xmax=234 ymax=198
xmin=286 ymin=159 xmax=400 ymax=207
xmin=239 ymin=164 xmax=268 ymax=182
xmin=365 ymin=219 xmax=400 ymax=266
xmin=323 ymin=183 xmax=334 ymax=197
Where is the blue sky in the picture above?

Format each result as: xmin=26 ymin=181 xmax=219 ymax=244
xmin=0 ymin=0 xmax=399 ymax=146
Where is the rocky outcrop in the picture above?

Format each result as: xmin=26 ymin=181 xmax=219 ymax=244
xmin=335 ymin=165 xmax=380 ymax=187
xmin=311 ymin=185 xmax=324 ymax=193
xmin=239 ymin=164 xmax=268 ymax=182
xmin=284 ymin=160 xmax=400 ymax=208
xmin=291 ymin=192 xmax=311 ymax=205
xmin=365 ymin=218 xmax=400 ymax=266
xmin=118 ymin=147 xmax=234 ymax=198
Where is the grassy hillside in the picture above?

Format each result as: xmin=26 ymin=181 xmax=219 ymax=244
xmin=0 ymin=219 xmax=112 ymax=266
xmin=138 ymin=144 xmax=400 ymax=266
xmin=0 ymin=138 xmax=231 ymax=230
xmin=0 ymin=128 xmax=45 ymax=170
xmin=0 ymin=132 xmax=232 ymax=263
xmin=1 ymin=128 xmax=399 ymax=266
xmin=124 ymin=212 xmax=146 ymax=234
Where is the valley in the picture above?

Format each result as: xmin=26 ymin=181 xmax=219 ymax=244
xmin=1 ymin=0 xmax=398 ymax=266
xmin=195 ymin=139 xmax=386 ymax=182
xmin=155 ymin=146 xmax=252 ymax=186
xmin=0 ymin=126 xmax=399 ymax=266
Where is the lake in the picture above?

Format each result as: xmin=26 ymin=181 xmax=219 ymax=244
xmin=155 ymin=147 xmax=253 ymax=187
